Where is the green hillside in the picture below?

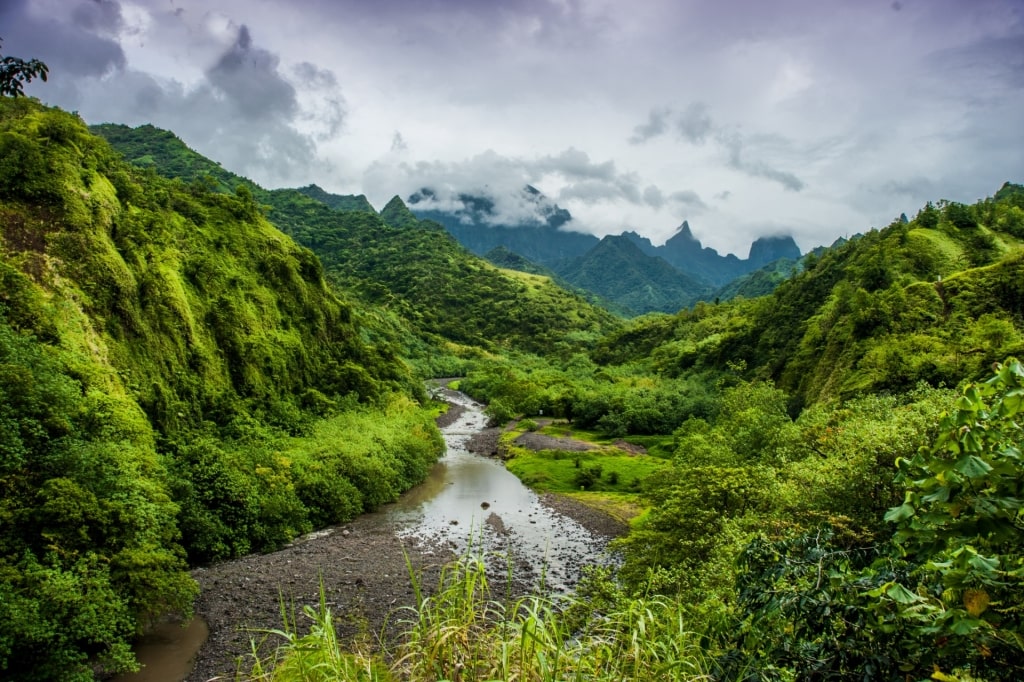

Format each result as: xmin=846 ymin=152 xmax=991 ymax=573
xmin=273 ymin=194 xmax=622 ymax=356
xmin=554 ymin=234 xmax=711 ymax=314
xmin=0 ymin=99 xmax=444 ymax=679
xmin=7 ymin=93 xmax=1024 ymax=681
xmin=591 ymin=188 xmax=1024 ymax=410
xmin=93 ymin=123 xmax=623 ymax=360
xmin=295 ymin=183 xmax=375 ymax=213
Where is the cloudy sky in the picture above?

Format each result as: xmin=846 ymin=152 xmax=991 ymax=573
xmin=2 ymin=0 xmax=1022 ymax=256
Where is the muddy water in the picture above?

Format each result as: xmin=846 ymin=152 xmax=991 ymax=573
xmin=116 ymin=388 xmax=609 ymax=680
xmin=109 ymin=618 xmax=208 ymax=682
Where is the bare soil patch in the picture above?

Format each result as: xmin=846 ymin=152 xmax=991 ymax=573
xmin=513 ymin=431 xmax=599 ymax=452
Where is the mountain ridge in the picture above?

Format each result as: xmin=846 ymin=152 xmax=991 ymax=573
xmin=409 ymin=189 xmax=803 ymax=300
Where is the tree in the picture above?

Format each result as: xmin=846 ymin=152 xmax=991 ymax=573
xmin=728 ymin=360 xmax=1024 ymax=680
xmin=0 ymin=39 xmax=48 ymax=97
xmin=877 ymin=357 xmax=1024 ymax=678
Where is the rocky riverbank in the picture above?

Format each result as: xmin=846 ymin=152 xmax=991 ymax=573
xmin=183 ymin=397 xmax=626 ymax=681
xmin=185 ymin=493 xmax=625 ymax=681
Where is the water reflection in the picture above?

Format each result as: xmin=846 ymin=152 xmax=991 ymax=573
xmin=387 ymin=390 xmax=611 ymax=591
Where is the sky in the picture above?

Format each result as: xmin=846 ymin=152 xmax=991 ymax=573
xmin=2 ymin=0 xmax=1023 ymax=257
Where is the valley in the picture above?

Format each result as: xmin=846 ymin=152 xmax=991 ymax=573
xmin=2 ymin=93 xmax=1023 ymax=681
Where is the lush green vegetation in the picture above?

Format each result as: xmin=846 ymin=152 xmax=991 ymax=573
xmin=6 ymin=81 xmax=1024 ymax=680
xmin=265 ymin=193 xmax=622 ymax=359
xmin=0 ymin=98 xmax=445 ymax=678
xmin=92 ymin=123 xmax=624 ymax=366
xmin=242 ymin=361 xmax=1024 ymax=681
xmin=501 ymin=438 xmax=668 ymax=495
xmin=553 ymin=235 xmax=710 ymax=315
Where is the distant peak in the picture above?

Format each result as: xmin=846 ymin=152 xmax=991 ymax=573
xmin=380 ymin=195 xmax=420 ymax=229
xmin=383 ymin=195 xmax=409 ymax=211
xmin=748 ymin=234 xmax=801 ymax=266
xmin=665 ymin=220 xmax=701 ymax=249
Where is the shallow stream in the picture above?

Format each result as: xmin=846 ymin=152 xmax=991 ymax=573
xmin=115 ymin=387 xmax=610 ymax=680
xmin=385 ymin=387 xmax=611 ymax=591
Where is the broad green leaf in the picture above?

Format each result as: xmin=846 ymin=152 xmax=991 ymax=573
xmin=967 ymin=552 xmax=1000 ymax=574
xmin=884 ymin=502 xmax=915 ymax=523
xmin=886 ymin=583 xmax=924 ymax=604
xmin=922 ymin=486 xmax=951 ymax=503
xmin=949 ymin=617 xmax=984 ymax=635
xmin=962 ymin=429 xmax=984 ymax=453
xmin=954 ymin=454 xmax=992 ymax=478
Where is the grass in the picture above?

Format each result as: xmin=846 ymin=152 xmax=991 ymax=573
xmin=241 ymin=551 xmax=717 ymax=682
xmin=503 ymin=445 xmax=667 ymax=494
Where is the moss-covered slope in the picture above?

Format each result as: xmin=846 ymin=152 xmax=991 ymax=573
xmin=92 ymin=122 xmax=624 ymax=359
xmin=0 ymin=99 xmax=442 ymax=680
xmin=595 ymin=188 xmax=1024 ymax=408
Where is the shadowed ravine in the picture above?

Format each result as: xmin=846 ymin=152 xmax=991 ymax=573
xmin=116 ymin=387 xmax=619 ymax=681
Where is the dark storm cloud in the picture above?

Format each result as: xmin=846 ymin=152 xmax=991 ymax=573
xmin=71 ymin=0 xmax=123 ymax=34
xmin=207 ymin=25 xmax=299 ymax=121
xmin=535 ymin=148 xmax=618 ymax=181
xmin=293 ymin=61 xmax=339 ymax=89
xmin=669 ymin=190 xmax=707 ymax=212
xmin=6 ymin=3 xmax=345 ymax=187
xmin=643 ymin=185 xmax=665 ymax=208
xmin=675 ymin=102 xmax=712 ymax=144
xmin=142 ymin=22 xmax=342 ymax=184
xmin=0 ymin=0 xmax=125 ymax=77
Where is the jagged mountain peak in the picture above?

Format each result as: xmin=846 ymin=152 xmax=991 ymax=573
xmin=748 ymin=235 xmax=802 ymax=267
xmin=296 ymin=184 xmax=375 ymax=213
xmin=380 ymin=195 xmax=421 ymax=229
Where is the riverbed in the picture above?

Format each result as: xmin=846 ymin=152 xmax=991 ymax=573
xmin=122 ymin=387 xmax=621 ymax=681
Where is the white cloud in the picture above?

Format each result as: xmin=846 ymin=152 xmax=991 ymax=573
xmin=4 ymin=0 xmax=1021 ymax=255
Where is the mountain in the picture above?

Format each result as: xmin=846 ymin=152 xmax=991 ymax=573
xmin=748 ymin=234 xmax=802 ymax=268
xmin=412 ymin=190 xmax=803 ymax=304
xmin=90 ymin=122 xmax=253 ymax=194
xmin=2 ymin=99 xmax=444 ymax=678
xmin=295 ymin=183 xmax=374 ymax=212
xmin=643 ymin=221 xmax=801 ymax=286
xmin=278 ymin=196 xmax=622 ymax=356
xmin=408 ymin=186 xmax=600 ymax=263
xmin=554 ymin=235 xmax=711 ymax=315
xmin=711 ymin=257 xmax=800 ymax=301
xmin=595 ymin=186 xmax=1024 ymax=409
xmin=379 ymin=194 xmax=418 ymax=227
xmin=94 ymin=124 xmax=622 ymax=359
xmin=484 ymin=245 xmax=556 ymax=276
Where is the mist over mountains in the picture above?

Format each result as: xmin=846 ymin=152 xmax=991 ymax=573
xmin=409 ymin=185 xmax=803 ymax=313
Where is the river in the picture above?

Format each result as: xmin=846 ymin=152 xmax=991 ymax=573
xmin=115 ymin=387 xmax=614 ymax=681
xmin=389 ymin=386 xmax=613 ymax=591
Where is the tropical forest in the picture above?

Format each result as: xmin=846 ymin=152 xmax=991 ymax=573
xmin=1 ymin=46 xmax=1024 ymax=682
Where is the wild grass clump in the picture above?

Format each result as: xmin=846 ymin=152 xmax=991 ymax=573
xmin=244 ymin=579 xmax=391 ymax=682
xmin=244 ymin=552 xmax=715 ymax=681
